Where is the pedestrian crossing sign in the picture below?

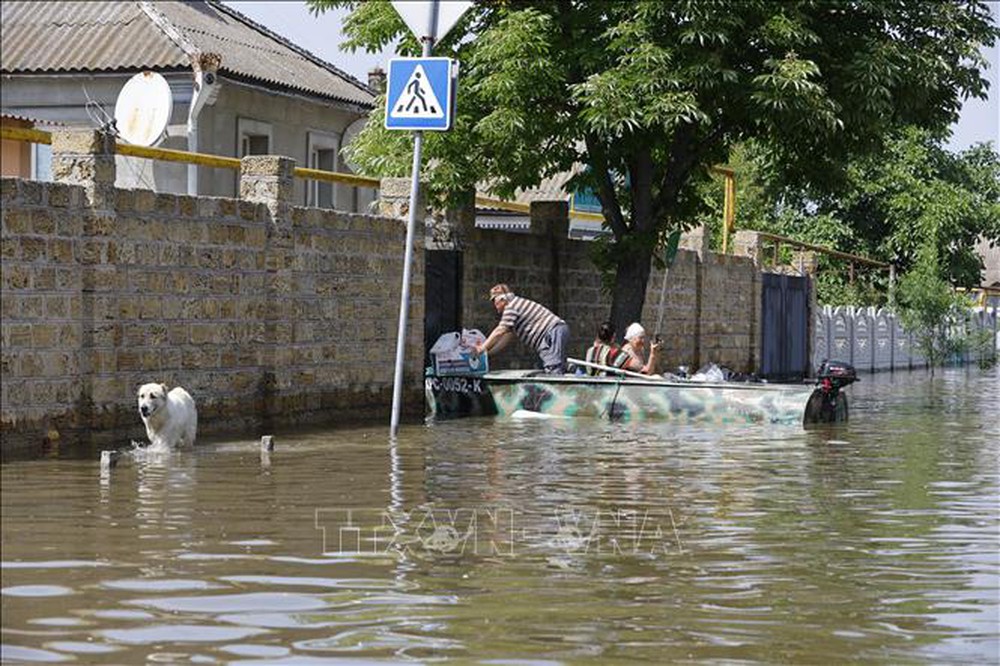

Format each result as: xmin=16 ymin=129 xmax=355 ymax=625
xmin=385 ymin=58 xmax=456 ymax=131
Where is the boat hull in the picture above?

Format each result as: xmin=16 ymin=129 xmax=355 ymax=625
xmin=426 ymin=371 xmax=825 ymax=426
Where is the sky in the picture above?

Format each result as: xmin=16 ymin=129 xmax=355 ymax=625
xmin=225 ymin=0 xmax=999 ymax=151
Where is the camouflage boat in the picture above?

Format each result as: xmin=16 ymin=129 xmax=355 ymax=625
xmin=425 ymin=361 xmax=856 ymax=426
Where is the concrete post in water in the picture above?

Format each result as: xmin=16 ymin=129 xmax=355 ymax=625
xmin=100 ymin=449 xmax=121 ymax=476
xmin=260 ymin=435 xmax=274 ymax=468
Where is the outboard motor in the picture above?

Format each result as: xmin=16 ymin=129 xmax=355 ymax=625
xmin=804 ymin=360 xmax=857 ymax=424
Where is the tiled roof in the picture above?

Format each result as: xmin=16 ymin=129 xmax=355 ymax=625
xmin=1 ymin=112 xmax=65 ymax=126
xmin=0 ymin=1 xmax=374 ymax=107
xmin=481 ymin=170 xmax=577 ymax=207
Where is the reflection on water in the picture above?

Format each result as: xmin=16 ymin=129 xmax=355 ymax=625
xmin=2 ymin=367 xmax=998 ymax=663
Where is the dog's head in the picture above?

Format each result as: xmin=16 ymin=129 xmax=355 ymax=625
xmin=137 ymin=383 xmax=169 ymax=419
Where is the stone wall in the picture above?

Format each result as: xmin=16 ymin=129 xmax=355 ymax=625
xmin=1 ymin=130 xmax=423 ymax=457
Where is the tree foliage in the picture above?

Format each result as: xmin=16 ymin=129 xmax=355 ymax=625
xmin=895 ymin=245 xmax=986 ymax=374
xmin=309 ymin=0 xmax=998 ymax=332
xmin=835 ymin=129 xmax=1000 ymax=287
xmin=698 ymin=131 xmax=1000 ymax=305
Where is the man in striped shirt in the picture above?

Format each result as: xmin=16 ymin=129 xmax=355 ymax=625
xmin=474 ymin=284 xmax=570 ymax=374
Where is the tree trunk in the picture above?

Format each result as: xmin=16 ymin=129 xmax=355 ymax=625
xmin=609 ymin=243 xmax=654 ymax=343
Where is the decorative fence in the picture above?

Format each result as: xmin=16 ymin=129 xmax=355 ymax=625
xmin=813 ymin=306 xmax=998 ymax=373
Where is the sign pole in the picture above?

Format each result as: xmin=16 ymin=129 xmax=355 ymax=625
xmin=390 ymin=4 xmax=438 ymax=438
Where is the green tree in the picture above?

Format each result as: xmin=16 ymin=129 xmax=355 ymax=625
xmin=310 ymin=0 xmax=998 ymax=333
xmin=896 ymin=246 xmax=971 ymax=375
xmin=698 ymin=132 xmax=1000 ymax=305
xmin=835 ymin=130 xmax=1000 ymax=287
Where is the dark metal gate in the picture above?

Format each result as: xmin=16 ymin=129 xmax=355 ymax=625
xmin=760 ymin=273 xmax=810 ymax=380
xmin=424 ymin=250 xmax=463 ymax=365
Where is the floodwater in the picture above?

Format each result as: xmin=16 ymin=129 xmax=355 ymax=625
xmin=2 ymin=368 xmax=998 ymax=664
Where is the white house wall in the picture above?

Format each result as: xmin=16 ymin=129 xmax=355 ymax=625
xmin=1 ymin=73 xmax=193 ymax=193
xmin=198 ymin=82 xmax=374 ymax=210
xmin=2 ymin=73 xmax=377 ymax=211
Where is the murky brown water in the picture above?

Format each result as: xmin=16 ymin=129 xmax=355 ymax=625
xmin=2 ymin=367 xmax=998 ymax=663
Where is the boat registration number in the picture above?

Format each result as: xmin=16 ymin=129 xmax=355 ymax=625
xmin=426 ymin=377 xmax=485 ymax=394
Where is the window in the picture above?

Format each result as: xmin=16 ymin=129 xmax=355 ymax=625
xmin=306 ymin=131 xmax=341 ymax=209
xmin=237 ymin=118 xmax=272 ymax=157
xmin=242 ymin=134 xmax=269 ymax=156
xmin=32 ymin=142 xmax=52 ymax=181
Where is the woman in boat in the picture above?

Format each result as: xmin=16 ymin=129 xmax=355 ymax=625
xmin=621 ymin=323 xmax=662 ymax=375
xmin=584 ymin=322 xmax=630 ymax=375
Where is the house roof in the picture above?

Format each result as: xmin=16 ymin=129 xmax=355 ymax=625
xmin=480 ymin=170 xmax=577 ymax=207
xmin=0 ymin=0 xmax=374 ymax=107
xmin=1 ymin=112 xmax=65 ymax=126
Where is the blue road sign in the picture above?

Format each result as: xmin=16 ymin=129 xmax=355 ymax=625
xmin=385 ymin=58 xmax=455 ymax=131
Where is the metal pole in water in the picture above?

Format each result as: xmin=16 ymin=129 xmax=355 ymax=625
xmin=389 ymin=132 xmax=424 ymax=437
xmin=390 ymin=11 xmax=437 ymax=437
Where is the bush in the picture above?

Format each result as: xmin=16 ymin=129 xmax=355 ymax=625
xmin=894 ymin=248 xmax=983 ymax=374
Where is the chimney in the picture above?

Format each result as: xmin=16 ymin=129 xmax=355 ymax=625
xmin=367 ymin=67 xmax=386 ymax=94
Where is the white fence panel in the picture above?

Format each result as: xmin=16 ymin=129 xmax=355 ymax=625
xmin=893 ymin=314 xmax=911 ymax=369
xmin=810 ymin=304 xmax=998 ymax=372
xmin=813 ymin=306 xmax=831 ymax=369
xmin=852 ymin=307 xmax=874 ymax=372
xmin=873 ymin=307 xmax=894 ymax=371
xmin=831 ymin=306 xmax=853 ymax=365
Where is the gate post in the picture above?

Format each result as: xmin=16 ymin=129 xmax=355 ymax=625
xmin=734 ymin=230 xmax=763 ymax=372
xmin=793 ymin=250 xmax=819 ymax=377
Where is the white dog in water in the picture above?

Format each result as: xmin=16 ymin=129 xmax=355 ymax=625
xmin=137 ymin=383 xmax=198 ymax=449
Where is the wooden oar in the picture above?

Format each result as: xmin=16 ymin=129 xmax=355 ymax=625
xmin=568 ymin=357 xmax=670 ymax=382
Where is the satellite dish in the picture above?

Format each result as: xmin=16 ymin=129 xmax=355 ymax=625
xmin=341 ymin=117 xmax=367 ymax=172
xmin=114 ymin=72 xmax=173 ymax=146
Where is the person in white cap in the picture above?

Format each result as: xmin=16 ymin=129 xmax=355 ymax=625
xmin=621 ymin=322 xmax=662 ymax=375
xmin=475 ymin=283 xmax=570 ymax=374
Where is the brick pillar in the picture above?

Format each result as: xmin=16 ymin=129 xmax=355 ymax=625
xmin=50 ymin=130 xmax=118 ymax=440
xmin=680 ymin=225 xmax=710 ymax=258
xmin=429 ymin=192 xmax=475 ymax=251
xmin=240 ymin=155 xmax=294 ymax=223
xmin=50 ymin=129 xmax=116 ymax=210
xmin=793 ymin=250 xmax=820 ymax=377
xmin=529 ymin=201 xmax=569 ymax=317
xmin=529 ymin=200 xmax=569 ymax=238
xmin=378 ymin=177 xmax=423 ymax=220
xmin=240 ymin=156 xmax=295 ymax=426
xmin=733 ymin=230 xmax=764 ymax=265
xmin=733 ymin=230 xmax=765 ymax=372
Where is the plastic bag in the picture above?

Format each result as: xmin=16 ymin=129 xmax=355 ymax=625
xmin=691 ymin=363 xmax=726 ymax=382
xmin=429 ymin=331 xmax=461 ymax=355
